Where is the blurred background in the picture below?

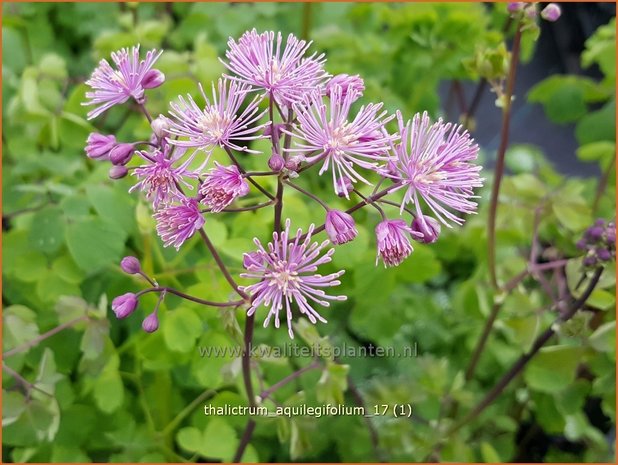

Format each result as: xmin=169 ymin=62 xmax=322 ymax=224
xmin=2 ymin=2 xmax=616 ymax=463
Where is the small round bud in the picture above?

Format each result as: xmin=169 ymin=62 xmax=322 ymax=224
xmin=411 ymin=215 xmax=441 ymax=244
xmin=285 ymin=156 xmax=303 ymax=172
xmin=141 ymin=69 xmax=166 ymax=89
xmin=507 ymin=2 xmax=525 ymax=13
xmin=597 ymin=248 xmax=612 ymax=262
xmin=583 ymin=255 xmax=598 ymax=267
xmin=525 ymin=4 xmax=538 ymax=19
xmin=109 ymin=143 xmax=135 ymax=166
xmin=151 ymin=115 xmax=171 ymax=139
xmin=541 ymin=3 xmax=561 ymax=22
xmin=142 ymin=312 xmax=160 ymax=333
xmin=120 ymin=256 xmax=141 ymax=274
xmin=575 ymin=239 xmax=587 ymax=250
xmin=109 ymin=165 xmax=129 ymax=179
xmin=268 ymin=153 xmax=285 ymax=172
xmin=586 ymin=226 xmax=604 ymax=242
xmin=112 ymin=292 xmax=138 ymax=319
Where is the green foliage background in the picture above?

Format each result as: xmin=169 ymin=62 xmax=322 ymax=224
xmin=2 ymin=2 xmax=616 ymax=463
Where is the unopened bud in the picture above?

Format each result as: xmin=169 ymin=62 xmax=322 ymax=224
xmin=120 ymin=256 xmax=141 ymax=274
xmin=109 ymin=143 xmax=135 ymax=166
xmin=142 ymin=312 xmax=160 ymax=333
xmin=411 ymin=215 xmax=441 ymax=244
xmin=141 ymin=69 xmax=165 ymax=89
xmin=151 ymin=115 xmax=171 ymax=139
xmin=541 ymin=3 xmax=561 ymax=22
xmin=268 ymin=153 xmax=285 ymax=172
xmin=109 ymin=165 xmax=129 ymax=179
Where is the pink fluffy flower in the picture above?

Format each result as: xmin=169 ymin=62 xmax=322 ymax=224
xmin=130 ymin=145 xmax=199 ymax=209
xmin=375 ymin=219 xmax=421 ymax=267
xmin=199 ymin=163 xmax=250 ymax=212
xmin=83 ymin=45 xmax=164 ymax=120
xmin=284 ymin=86 xmax=396 ymax=197
xmin=167 ymin=79 xmax=268 ymax=154
xmin=222 ymin=29 xmax=328 ymax=107
xmin=154 ymin=198 xmax=205 ymax=250
xmin=240 ymin=219 xmax=347 ymax=338
xmin=387 ymin=111 xmax=483 ymax=227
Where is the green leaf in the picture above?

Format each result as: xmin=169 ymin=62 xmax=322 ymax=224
xmin=586 ymin=288 xmax=616 ymax=311
xmin=576 ymin=141 xmax=616 ymax=163
xmin=201 ymin=418 xmax=238 ymax=461
xmin=66 ymin=217 xmax=127 ymax=272
xmin=316 ymin=363 xmax=349 ymax=405
xmin=3 ymin=305 xmax=39 ymax=353
xmin=163 ymin=307 xmax=203 ymax=353
xmin=480 ymin=442 xmax=502 ymax=462
xmin=589 ymin=321 xmax=616 ymax=353
xmin=29 ymin=206 xmax=64 ymax=254
xmin=86 ymin=185 xmax=137 ymax=236
xmin=524 ymin=345 xmax=584 ymax=393
xmin=93 ymin=368 xmax=124 ymax=413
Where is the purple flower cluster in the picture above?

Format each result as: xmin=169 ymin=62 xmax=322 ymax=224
xmin=83 ymin=31 xmax=484 ymax=337
xmin=577 ymin=219 xmax=616 ymax=267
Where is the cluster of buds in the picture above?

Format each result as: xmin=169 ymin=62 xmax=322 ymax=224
xmin=83 ymin=30 xmax=484 ymax=337
xmin=112 ymin=256 xmax=161 ymax=333
xmin=577 ymin=219 xmax=616 ymax=267
xmin=508 ymin=2 xmax=562 ymax=22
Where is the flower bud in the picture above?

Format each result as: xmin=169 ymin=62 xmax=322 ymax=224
xmin=325 ymin=210 xmax=358 ymax=245
xmin=141 ymin=69 xmax=166 ymax=89
xmin=507 ymin=2 xmax=525 ymax=13
xmin=120 ymin=256 xmax=141 ymax=274
xmin=541 ymin=3 xmax=561 ymax=22
xmin=109 ymin=165 xmax=129 ymax=179
xmin=335 ymin=176 xmax=354 ymax=198
xmin=411 ymin=215 xmax=441 ymax=244
xmin=268 ymin=153 xmax=285 ymax=172
xmin=597 ymin=248 xmax=612 ymax=262
xmin=285 ymin=156 xmax=303 ymax=172
xmin=112 ymin=292 xmax=138 ymax=319
xmin=583 ymin=255 xmax=598 ymax=267
xmin=86 ymin=133 xmax=116 ymax=159
xmin=151 ymin=115 xmax=171 ymax=139
xmin=142 ymin=312 xmax=160 ymax=333
xmin=525 ymin=3 xmax=538 ymax=19
xmin=109 ymin=143 xmax=135 ymax=166
xmin=585 ymin=226 xmax=604 ymax=242
xmin=243 ymin=251 xmax=264 ymax=269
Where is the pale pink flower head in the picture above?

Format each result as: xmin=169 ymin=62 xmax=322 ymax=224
xmin=284 ymin=86 xmax=397 ymax=197
xmin=325 ymin=74 xmax=364 ymax=101
xmin=375 ymin=219 xmax=421 ymax=268
xmin=83 ymin=45 xmax=164 ymax=120
xmin=129 ymin=145 xmax=198 ymax=209
xmin=199 ymin=163 xmax=250 ymax=212
xmin=325 ymin=210 xmax=358 ymax=245
xmin=222 ymin=29 xmax=328 ymax=107
xmin=167 ymin=79 xmax=268 ymax=155
xmin=240 ymin=219 xmax=347 ymax=339
xmin=388 ymin=111 xmax=483 ymax=227
xmin=154 ymin=197 xmax=205 ymax=250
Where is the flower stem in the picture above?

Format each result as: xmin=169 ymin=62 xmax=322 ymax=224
xmin=487 ymin=22 xmax=523 ymax=290
xmin=137 ymin=286 xmax=243 ymax=308
xmin=452 ymin=267 xmax=602 ymax=436
xmin=3 ymin=315 xmax=89 ymax=359
xmin=285 ymin=180 xmax=330 ymax=211
xmin=258 ymin=360 xmax=321 ymax=402
xmin=198 ymin=229 xmax=249 ymax=299
xmin=234 ymin=313 xmax=257 ymax=463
